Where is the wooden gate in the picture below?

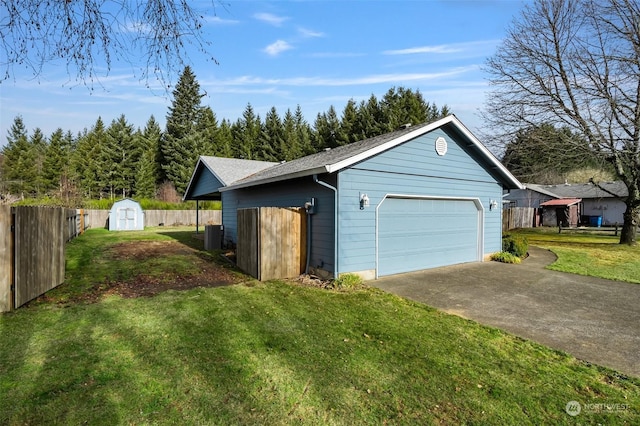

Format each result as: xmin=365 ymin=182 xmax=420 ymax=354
xmin=237 ymin=207 xmax=307 ymax=281
xmin=503 ymin=207 xmax=536 ymax=231
xmin=1 ymin=206 xmax=88 ymax=312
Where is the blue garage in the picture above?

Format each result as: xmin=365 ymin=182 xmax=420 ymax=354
xmin=184 ymin=115 xmax=522 ymax=279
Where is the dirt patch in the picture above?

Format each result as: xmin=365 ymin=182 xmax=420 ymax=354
xmin=96 ymin=240 xmax=242 ymax=299
xmin=106 ymin=240 xmax=196 ymax=260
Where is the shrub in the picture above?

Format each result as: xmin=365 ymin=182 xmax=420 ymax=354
xmin=332 ymin=273 xmax=363 ymax=289
xmin=490 ymin=251 xmax=522 ymax=264
xmin=502 ymin=234 xmax=528 ymax=258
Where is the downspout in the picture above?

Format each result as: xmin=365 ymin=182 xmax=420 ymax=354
xmin=313 ymin=174 xmax=338 ymax=278
xmin=304 ymin=202 xmax=313 ymax=274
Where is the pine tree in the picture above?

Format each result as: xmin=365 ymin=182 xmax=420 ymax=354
xmin=232 ymin=103 xmax=262 ymax=160
xmin=103 ymin=115 xmax=138 ymax=198
xmin=337 ymin=99 xmax=359 ymax=146
xmin=2 ymin=116 xmax=33 ymax=195
xmin=42 ymin=128 xmax=72 ymax=195
xmin=161 ymin=66 xmax=206 ymax=194
xmin=135 ymin=116 xmax=162 ymax=198
xmin=259 ymin=107 xmax=284 ymax=161
xmin=357 ymin=95 xmax=385 ymax=139
xmin=29 ymin=128 xmax=47 ymax=196
xmin=294 ymin=105 xmax=314 ymax=156
xmin=196 ymin=106 xmax=218 ymax=156
xmin=313 ymin=106 xmax=340 ymax=150
xmin=216 ymin=119 xmax=234 ymax=158
xmin=282 ymin=109 xmax=302 ymax=161
xmin=73 ymin=117 xmax=106 ymax=198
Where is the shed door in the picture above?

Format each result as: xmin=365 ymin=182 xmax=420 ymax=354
xmin=378 ymin=197 xmax=481 ymax=277
xmin=118 ymin=208 xmax=136 ymax=230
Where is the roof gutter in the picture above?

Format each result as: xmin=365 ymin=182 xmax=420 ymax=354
xmin=313 ymin=174 xmax=338 ymax=278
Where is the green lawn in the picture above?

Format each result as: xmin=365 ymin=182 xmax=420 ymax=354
xmin=0 ymin=228 xmax=638 ymax=424
xmin=511 ymin=228 xmax=640 ymax=284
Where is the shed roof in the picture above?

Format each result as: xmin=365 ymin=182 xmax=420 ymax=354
xmin=524 ymin=181 xmax=627 ymax=199
xmin=221 ymin=115 xmax=522 ymax=191
xmin=540 ymin=198 xmax=582 ymax=207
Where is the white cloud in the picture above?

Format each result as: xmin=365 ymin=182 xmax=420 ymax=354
xmin=384 ymin=40 xmax=501 ymax=56
xmin=307 ymin=52 xmax=366 ymax=59
xmin=264 ymin=40 xmax=293 ymax=56
xmin=216 ymin=66 xmax=477 ymax=87
xmin=385 ymin=45 xmax=462 ymax=55
xmin=205 ymin=15 xmax=240 ymax=25
xmin=254 ymin=13 xmax=289 ymax=27
xmin=298 ymin=27 xmax=324 ymax=38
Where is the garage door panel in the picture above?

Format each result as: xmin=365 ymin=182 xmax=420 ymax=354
xmin=378 ymin=198 xmax=480 ymax=276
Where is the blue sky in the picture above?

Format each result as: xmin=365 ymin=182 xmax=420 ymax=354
xmin=0 ymin=0 xmax=527 ymax=148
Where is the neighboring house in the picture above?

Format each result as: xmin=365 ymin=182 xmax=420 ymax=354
xmin=108 ymin=198 xmax=144 ymax=231
xmin=184 ymin=115 xmax=522 ymax=279
xmin=505 ymin=181 xmax=628 ymax=225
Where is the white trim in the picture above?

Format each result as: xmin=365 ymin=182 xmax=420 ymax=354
xmin=375 ymin=194 xmax=485 ymax=279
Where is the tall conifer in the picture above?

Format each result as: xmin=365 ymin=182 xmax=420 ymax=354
xmin=161 ymin=66 xmax=206 ymax=194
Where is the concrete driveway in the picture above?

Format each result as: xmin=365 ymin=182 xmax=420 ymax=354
xmin=370 ymin=247 xmax=640 ymax=378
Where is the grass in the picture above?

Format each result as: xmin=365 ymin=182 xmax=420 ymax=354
xmin=0 ymin=228 xmax=639 ymax=424
xmin=50 ymin=227 xmax=209 ymax=303
xmin=511 ymin=227 xmax=640 ymax=284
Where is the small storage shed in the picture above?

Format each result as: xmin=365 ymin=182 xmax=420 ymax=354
xmin=109 ymin=198 xmax=144 ymax=231
xmin=184 ymin=115 xmax=523 ymax=279
xmin=539 ymin=198 xmax=582 ymax=227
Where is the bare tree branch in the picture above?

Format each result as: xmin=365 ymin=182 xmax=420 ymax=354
xmin=483 ymin=0 xmax=640 ymax=244
xmin=0 ymin=0 xmax=224 ymax=88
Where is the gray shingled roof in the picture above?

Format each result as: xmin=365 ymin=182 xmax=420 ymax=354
xmin=525 ymin=181 xmax=628 ymax=199
xmin=221 ymin=122 xmax=431 ymax=190
xmin=200 ymin=156 xmax=277 ymax=186
xmin=221 ymin=115 xmax=522 ymax=191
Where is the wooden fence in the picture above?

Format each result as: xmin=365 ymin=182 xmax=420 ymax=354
xmin=503 ymin=207 xmax=537 ymax=231
xmin=82 ymin=209 xmax=221 ymax=229
xmin=237 ymin=207 xmax=307 ymax=281
xmin=0 ymin=206 xmax=89 ymax=312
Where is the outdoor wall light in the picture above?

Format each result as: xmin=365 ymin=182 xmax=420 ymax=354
xmin=360 ymin=193 xmax=370 ymax=210
xmin=490 ymin=200 xmax=498 ymax=210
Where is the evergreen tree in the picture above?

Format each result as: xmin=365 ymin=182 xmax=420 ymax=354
xmin=313 ymin=106 xmax=340 ymax=150
xmin=29 ymin=128 xmax=47 ymax=196
xmin=103 ymin=115 xmax=138 ymax=198
xmin=232 ymin=103 xmax=262 ymax=160
xmin=135 ymin=116 xmax=162 ymax=198
xmin=502 ymin=123 xmax=603 ymax=184
xmin=73 ymin=117 xmax=106 ymax=198
xmin=258 ymin=107 xmax=284 ymax=161
xmin=42 ymin=128 xmax=72 ymax=195
xmin=216 ymin=119 xmax=234 ymax=158
xmin=294 ymin=105 xmax=314 ymax=156
xmin=357 ymin=95 xmax=385 ymax=138
xmin=161 ymin=66 xmax=206 ymax=194
xmin=337 ymin=99 xmax=359 ymax=146
xmin=2 ymin=116 xmax=33 ymax=194
xmin=196 ymin=106 xmax=218 ymax=156
xmin=282 ymin=109 xmax=302 ymax=161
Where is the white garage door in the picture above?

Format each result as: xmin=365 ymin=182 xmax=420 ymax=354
xmin=378 ymin=197 xmax=482 ymax=277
